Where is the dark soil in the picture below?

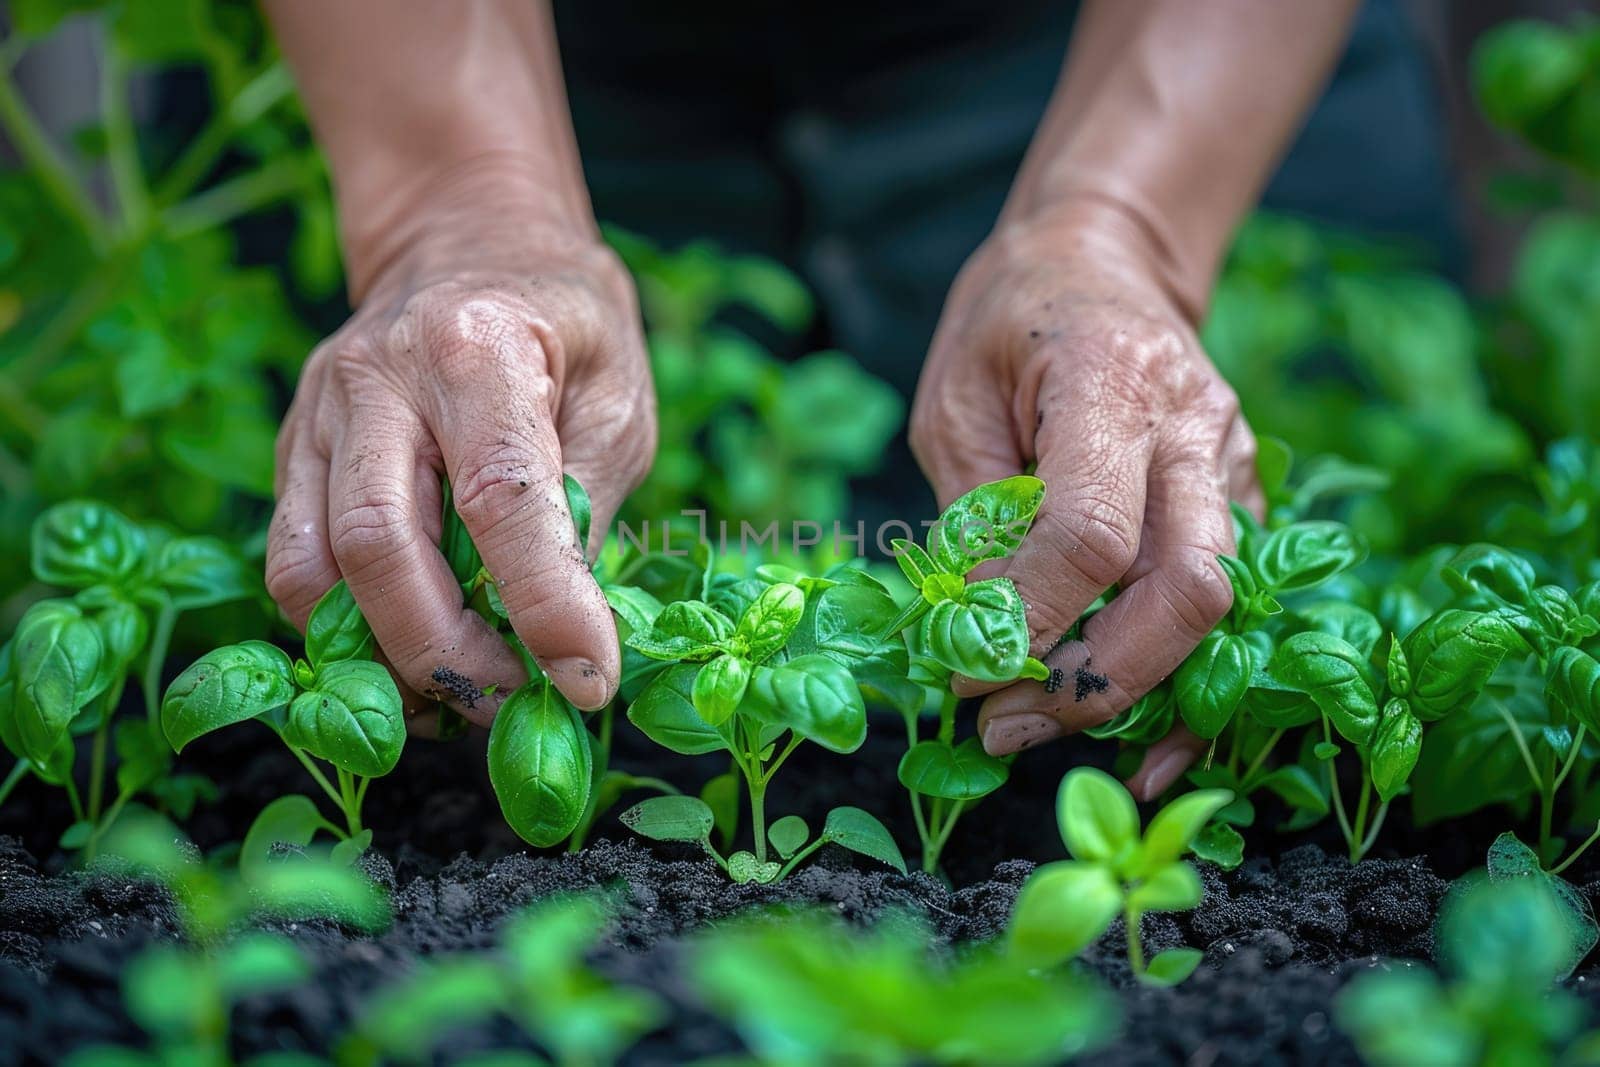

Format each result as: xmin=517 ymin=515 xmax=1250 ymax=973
xmin=3 ymin=704 xmax=1597 ymax=1066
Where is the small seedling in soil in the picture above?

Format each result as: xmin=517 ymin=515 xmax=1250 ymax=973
xmin=1007 ymin=767 xmax=1231 ymax=986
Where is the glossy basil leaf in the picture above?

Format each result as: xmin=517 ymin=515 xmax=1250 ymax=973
xmin=1258 ymin=765 xmax=1329 ymax=816
xmin=620 ymin=794 xmax=714 ymax=844
xmin=285 ymin=660 xmax=404 ymax=777
xmin=1484 ymin=832 xmax=1598 ymax=981
xmin=1403 ymin=610 xmax=1526 ymax=721
xmin=154 ymin=535 xmax=256 ymax=610
xmin=1409 ymin=675 xmax=1550 ymax=825
xmin=162 ymin=641 xmax=295 ymax=752
xmin=31 ymin=500 xmax=148 ymax=590
xmin=821 ymin=806 xmax=906 ymax=873
xmin=897 ymin=738 xmax=1010 ymax=801
xmin=1189 ymin=822 xmax=1245 ymax=869
xmin=1385 ymin=634 xmax=1411 ymax=697
xmin=95 ymin=598 xmax=149 ymax=672
xmin=305 ymin=580 xmax=374 ymax=668
xmin=563 ymin=472 xmax=593 ymax=550
xmin=1137 ymin=789 xmax=1235 ymax=875
xmin=736 ymin=582 xmax=804 ymax=663
xmin=1007 ymin=860 xmax=1122 ymax=969
xmin=921 ymin=577 xmax=1029 ymax=683
xmin=626 ymin=600 xmax=735 ymax=661
xmin=1174 ymin=632 xmax=1252 ymax=739
xmin=728 ymin=851 xmax=782 ymax=884
xmin=241 ymin=795 xmax=338 ymax=881
xmin=1443 ymin=543 xmax=1538 ymax=604
xmin=1142 ymin=948 xmax=1204 ymax=987
xmin=768 ymin=815 xmax=811 ymax=859
xmin=1296 ymin=601 xmax=1384 ymax=660
xmin=489 ymin=680 xmax=593 ymax=848
xmin=690 ymin=654 xmax=749 ymax=727
xmin=931 ymin=475 xmax=1046 ymax=576
xmin=1252 ymin=521 xmax=1367 ymax=593
xmin=807 ymin=584 xmax=920 ymax=713
xmin=1086 ymin=685 xmax=1176 ymax=744
xmin=604 ymin=586 xmax=665 ymax=635
xmin=744 ymin=655 xmax=866 ymax=754
xmin=1057 ymin=767 xmax=1139 ymax=866
xmin=1127 ymin=861 xmax=1204 ymax=913
xmin=12 ymin=599 xmax=108 ymax=763
xmin=1270 ymin=632 xmax=1378 ymax=745
xmin=626 ymin=663 xmax=726 ymax=755
xmin=892 ymin=538 xmax=939 ymax=587
xmin=1547 ymin=646 xmax=1600 ymax=734
xmin=1371 ymin=698 xmax=1423 ymax=801
xmin=439 ymin=482 xmax=483 ymax=587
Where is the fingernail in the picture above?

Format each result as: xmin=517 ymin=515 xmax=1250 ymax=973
xmin=544 ymin=656 xmax=612 ymax=711
xmin=981 ymin=714 xmax=1062 ymax=757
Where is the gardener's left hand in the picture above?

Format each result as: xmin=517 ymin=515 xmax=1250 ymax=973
xmin=910 ymin=196 xmax=1262 ymax=799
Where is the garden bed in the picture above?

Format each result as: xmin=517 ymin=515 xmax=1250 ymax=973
xmin=4 ymin=706 xmax=1588 ymax=1066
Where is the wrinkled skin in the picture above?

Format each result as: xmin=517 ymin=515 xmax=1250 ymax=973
xmin=911 ymin=198 xmax=1262 ymax=798
xmin=265 ymin=205 xmax=656 ymax=730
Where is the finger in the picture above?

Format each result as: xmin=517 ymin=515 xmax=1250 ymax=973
xmin=327 ymin=403 xmax=527 ymax=725
xmin=427 ymin=315 xmax=619 ymax=711
xmin=1224 ymin=414 xmax=1265 ymax=520
xmin=556 ymin=335 xmax=657 ymax=559
xmin=907 ymin=356 xmax=1022 ymax=509
xmin=978 ymin=445 xmax=1234 ymax=755
xmin=265 ymin=424 xmax=340 ymax=631
xmin=1126 ymin=726 xmax=1209 ymax=801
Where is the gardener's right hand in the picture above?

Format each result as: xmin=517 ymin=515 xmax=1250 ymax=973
xmin=264 ymin=173 xmax=656 ymax=727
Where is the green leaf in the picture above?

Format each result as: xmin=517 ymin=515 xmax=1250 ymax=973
xmin=1056 ymin=767 xmax=1140 ymax=866
xmin=153 ymin=535 xmax=255 ymax=610
xmin=305 ymin=581 xmax=374 ymax=667
xmin=162 ymin=641 xmax=295 ymax=752
xmin=1252 ymin=521 xmax=1366 ymax=593
xmin=728 ymin=850 xmax=782 ymax=884
xmin=1295 ymin=601 xmax=1384 ymax=660
xmin=1385 ymin=634 xmax=1411 ymax=697
xmin=439 ymin=484 xmax=482 ymax=587
xmin=1444 ymin=543 xmax=1538 ymax=604
xmin=1142 ymin=948 xmax=1204 ymax=987
xmin=1547 ymin=646 xmax=1600 ymax=735
xmin=12 ymin=600 xmax=107 ymax=763
xmin=604 ymin=586 xmax=665 ymax=634
xmin=931 ymin=476 xmax=1046 ymax=576
xmin=1484 ymin=832 xmax=1598 ymax=980
xmin=821 ymin=806 xmax=906 ymax=873
xmin=215 ymin=933 xmax=310 ymax=999
xmin=690 ymin=654 xmax=749 ymax=727
xmin=113 ymin=719 xmax=170 ymax=796
xmin=897 ymin=738 xmax=1010 ymax=801
xmin=563 ymin=473 xmax=593 ymax=549
xmin=1006 ymin=861 xmax=1122 ymax=969
xmin=241 ymin=795 xmax=336 ymax=882
xmin=767 ymin=815 xmax=810 ymax=859
xmin=31 ymin=500 xmax=147 ymax=590
xmin=1473 ymin=20 xmax=1587 ymax=130
xmin=744 ymin=655 xmax=866 ymax=754
xmin=700 ymin=770 xmax=740 ymax=852
xmin=620 ymin=795 xmax=715 ymax=844
xmin=1174 ymin=632 xmax=1252 ymax=739
xmin=1128 ymin=861 xmax=1204 ymax=912
xmin=1442 ymin=872 xmax=1575 ymax=989
xmin=1403 ymin=610 xmax=1525 ymax=721
xmin=626 ymin=600 xmax=735 ymax=661
xmin=921 ymin=577 xmax=1029 ymax=683
xmin=1137 ymin=789 xmax=1234 ymax=874
xmin=330 ymin=828 xmax=373 ymax=866
xmin=285 ymin=661 xmax=404 ymax=778
xmin=1189 ymin=822 xmax=1245 ymax=869
xmin=1370 ymin=698 xmax=1423 ymax=802
xmin=1270 ymin=632 xmax=1378 ymax=745
xmin=892 ymin=538 xmax=939 ymax=587
xmin=1313 ymin=740 xmax=1341 ymax=761
xmin=1087 ymin=685 xmax=1177 ymax=745
xmin=59 ymin=820 xmax=93 ymax=851
xmin=735 ymin=582 xmax=805 ymax=663
xmin=1258 ymin=765 xmax=1328 ymax=816
xmin=489 ymin=681 xmax=593 ymax=848
xmin=626 ymin=664 xmax=727 ymax=755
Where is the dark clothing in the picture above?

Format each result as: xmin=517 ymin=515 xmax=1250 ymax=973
xmin=553 ymin=1 xmax=1460 ymax=518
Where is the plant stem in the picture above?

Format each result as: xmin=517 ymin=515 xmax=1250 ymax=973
xmin=1349 ymin=769 xmax=1372 ymax=864
xmin=99 ymin=44 xmax=150 ymax=233
xmin=163 ymin=156 xmax=307 ymax=238
xmin=337 ymin=768 xmax=362 ymax=836
xmin=288 ymin=747 xmax=345 ymax=813
xmin=1356 ymin=800 xmax=1390 ymax=862
xmin=64 ymin=774 xmax=85 ymax=824
xmin=0 ymin=61 xmax=107 ymax=248
xmin=1554 ymin=725 xmax=1588 ymax=794
xmin=88 ymin=720 xmax=109 ymax=823
xmin=925 ymin=798 xmax=967 ymax=874
xmin=0 ymin=760 xmax=28 ymax=809
xmin=757 ymin=735 xmax=804 ymax=788
xmin=1239 ymin=727 xmax=1286 ymax=791
xmin=911 ymin=793 xmax=932 ymax=867
xmin=1322 ymin=719 xmax=1354 ymax=855
xmin=1550 ymin=821 xmax=1600 ymax=876
xmin=747 ymin=779 xmax=768 ymax=864
xmin=143 ymin=602 xmax=179 ymax=729
xmin=1126 ymin=907 xmax=1146 ymax=974
xmin=1491 ymin=696 xmax=1542 ymax=789
xmin=83 ymin=789 xmax=134 ymax=863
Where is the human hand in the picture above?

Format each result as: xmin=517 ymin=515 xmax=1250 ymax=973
xmin=265 ymin=183 xmax=655 ymax=728
xmin=910 ymin=197 xmax=1260 ymax=798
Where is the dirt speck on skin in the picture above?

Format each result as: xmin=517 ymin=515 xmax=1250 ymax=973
xmin=430 ymin=666 xmax=482 ymax=709
xmin=1044 ymin=668 xmax=1066 ymax=694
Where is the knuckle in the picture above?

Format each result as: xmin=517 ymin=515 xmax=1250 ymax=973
xmin=330 ymin=499 xmax=415 ymax=575
xmin=263 ymin=544 xmax=331 ymax=615
xmin=452 ymin=452 xmax=559 ymax=541
xmin=1162 ymin=551 xmax=1235 ymax=635
xmin=1045 ymin=496 xmax=1141 ymax=586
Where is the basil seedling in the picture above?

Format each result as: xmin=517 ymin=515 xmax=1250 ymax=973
xmin=1007 ymin=767 xmax=1231 ymax=986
